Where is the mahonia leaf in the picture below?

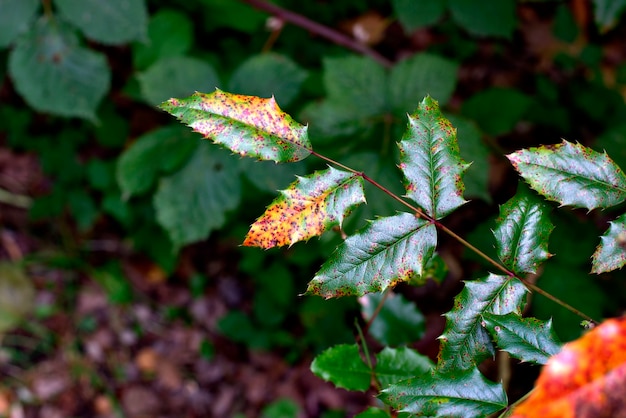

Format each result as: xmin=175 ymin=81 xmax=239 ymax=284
xmin=375 ymin=346 xmax=433 ymax=389
xmin=159 ymin=89 xmax=311 ymax=162
xmin=307 ymin=212 xmax=437 ymax=298
xmin=482 ymin=312 xmax=562 ymax=365
xmin=381 ymin=366 xmax=508 ymax=416
xmin=361 ymin=292 xmax=425 ymax=346
xmin=493 ymin=186 xmax=554 ymax=274
xmin=438 ymin=274 xmax=527 ymax=371
xmin=310 ymin=344 xmax=371 ymax=392
xmin=398 ymin=96 xmax=469 ymax=219
xmin=512 ymin=317 xmax=626 ymax=418
xmin=507 ymin=140 xmax=626 ymax=211
xmin=592 ymin=212 xmax=626 ymax=273
xmin=243 ymin=167 xmax=365 ymax=249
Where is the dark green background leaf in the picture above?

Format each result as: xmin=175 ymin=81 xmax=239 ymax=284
xmin=310 ymin=344 xmax=371 ymax=391
xmin=0 ymin=0 xmax=39 ymax=47
xmin=361 ymin=293 xmax=425 ymax=346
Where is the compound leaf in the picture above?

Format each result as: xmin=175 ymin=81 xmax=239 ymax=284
xmin=398 ymin=96 xmax=469 ymax=219
xmin=381 ymin=366 xmax=507 ymax=416
xmin=160 ymin=89 xmax=311 ymax=162
xmin=592 ymin=212 xmax=626 ymax=273
xmin=507 ymin=140 xmax=626 ymax=211
xmin=243 ymin=167 xmax=365 ymax=249
xmin=493 ymin=186 xmax=554 ymax=274
xmin=310 ymin=344 xmax=371 ymax=392
xmin=438 ymin=274 xmax=527 ymax=371
xmin=375 ymin=346 xmax=433 ymax=389
xmin=482 ymin=312 xmax=562 ymax=365
xmin=512 ymin=317 xmax=626 ymax=417
xmin=307 ymin=212 xmax=437 ymax=298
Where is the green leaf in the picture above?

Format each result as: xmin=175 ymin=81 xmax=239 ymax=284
xmin=154 ymin=144 xmax=240 ymax=251
xmin=448 ymin=0 xmax=517 ymax=39
xmin=391 ymin=0 xmax=445 ymax=31
xmin=228 ymin=53 xmax=308 ymax=107
xmin=390 ymin=53 xmax=459 ymax=112
xmin=307 ymin=212 xmax=437 ymax=298
xmin=375 ymin=346 xmax=433 ymax=389
xmin=592 ymin=0 xmax=626 ymax=32
xmin=310 ymin=344 xmax=371 ymax=392
xmin=493 ymin=185 xmax=554 ymax=274
xmin=354 ymin=408 xmax=391 ymax=418
xmin=462 ymin=88 xmax=532 ymax=136
xmin=481 ymin=312 xmax=562 ymax=365
xmin=507 ymin=140 xmax=626 ymax=211
xmin=0 ymin=262 xmax=35 ymax=332
xmin=398 ymin=96 xmax=469 ymax=219
xmin=0 ymin=0 xmax=39 ymax=48
xmin=139 ymin=56 xmax=220 ymax=106
xmin=160 ymin=89 xmax=312 ymax=163
xmin=8 ymin=17 xmax=111 ymax=121
xmin=116 ymin=126 xmax=198 ymax=198
xmin=243 ymin=167 xmax=365 ymax=249
xmin=447 ymin=115 xmax=491 ymax=202
xmin=200 ymin=0 xmax=266 ymax=33
xmin=592 ymin=212 xmax=626 ymax=273
xmin=239 ymin=159 xmax=306 ymax=193
xmin=381 ymin=367 xmax=508 ymax=416
xmin=439 ymin=274 xmax=527 ymax=371
xmin=361 ymin=293 xmax=425 ymax=346
xmin=132 ymin=9 xmax=193 ymax=70
xmin=54 ymin=0 xmax=148 ymax=44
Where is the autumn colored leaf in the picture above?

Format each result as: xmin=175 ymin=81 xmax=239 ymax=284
xmin=438 ymin=274 xmax=527 ymax=371
xmin=512 ymin=317 xmax=626 ymax=418
xmin=381 ymin=366 xmax=507 ymax=416
xmin=243 ymin=166 xmax=365 ymax=249
xmin=592 ymin=212 xmax=626 ymax=273
xmin=159 ymin=89 xmax=312 ymax=162
xmin=306 ymin=212 xmax=436 ymax=298
xmin=482 ymin=312 xmax=562 ymax=365
xmin=493 ymin=185 xmax=554 ymax=274
xmin=507 ymin=140 xmax=626 ymax=211
xmin=398 ymin=96 xmax=469 ymax=219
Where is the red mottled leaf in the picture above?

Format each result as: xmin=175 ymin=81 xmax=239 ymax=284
xmin=592 ymin=213 xmax=626 ymax=273
xmin=512 ymin=317 xmax=626 ymax=418
xmin=243 ymin=167 xmax=365 ymax=249
xmin=159 ymin=89 xmax=311 ymax=162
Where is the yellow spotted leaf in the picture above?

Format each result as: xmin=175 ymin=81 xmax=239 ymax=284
xmin=159 ymin=89 xmax=311 ymax=162
xmin=243 ymin=167 xmax=365 ymax=249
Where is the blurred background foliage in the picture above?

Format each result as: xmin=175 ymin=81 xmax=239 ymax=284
xmin=1 ymin=0 xmax=626 ymax=416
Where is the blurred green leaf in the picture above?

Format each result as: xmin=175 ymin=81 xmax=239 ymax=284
xmin=0 ymin=262 xmax=35 ymax=333
xmin=462 ymin=88 xmax=532 ymax=136
xmin=592 ymin=212 xmax=626 ymax=273
xmin=8 ymin=16 xmax=111 ymax=121
xmin=260 ymin=399 xmax=301 ymax=418
xmin=375 ymin=346 xmax=433 ymax=388
xmin=448 ymin=0 xmax=517 ymax=39
xmin=55 ymin=0 xmax=148 ymax=44
xmin=310 ymin=344 xmax=371 ymax=391
xmin=200 ymin=0 xmax=266 ymax=32
xmin=116 ymin=125 xmax=198 ymax=198
xmin=361 ymin=293 xmax=425 ymax=346
xmin=87 ymin=158 xmax=115 ymax=191
xmin=154 ymin=144 xmax=241 ymax=251
xmin=354 ymin=408 xmax=391 ymax=418
xmin=239 ymin=159 xmax=306 ymax=193
xmin=229 ymin=53 xmax=308 ymax=107
xmin=138 ymin=56 xmax=220 ymax=106
xmin=553 ymin=4 xmax=579 ymax=42
xmin=68 ymin=189 xmax=99 ymax=231
xmin=92 ymin=262 xmax=134 ymax=305
xmin=592 ymin=0 xmax=626 ymax=32
xmin=594 ymin=123 xmax=626 ymax=169
xmin=391 ymin=0 xmax=445 ymax=31
xmin=0 ymin=0 xmax=39 ymax=48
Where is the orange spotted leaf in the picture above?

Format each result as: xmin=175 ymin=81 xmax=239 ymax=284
xmin=512 ymin=317 xmax=626 ymax=418
xmin=159 ymin=89 xmax=311 ymax=162
xmin=243 ymin=167 xmax=365 ymax=249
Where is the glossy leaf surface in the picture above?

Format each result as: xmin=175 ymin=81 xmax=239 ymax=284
xmin=243 ymin=167 xmax=365 ymax=249
xmin=438 ymin=274 xmax=527 ymax=371
xmin=507 ymin=140 xmax=626 ymax=211
xmin=592 ymin=212 xmax=626 ymax=273
xmin=512 ymin=317 xmax=626 ymax=418
xmin=493 ymin=186 xmax=554 ymax=274
xmin=307 ymin=213 xmax=437 ymax=298
xmin=160 ymin=89 xmax=311 ymax=162
xmin=482 ymin=313 xmax=562 ymax=365
xmin=381 ymin=367 xmax=507 ymax=416
xmin=310 ymin=344 xmax=371 ymax=392
xmin=398 ymin=96 xmax=468 ymax=219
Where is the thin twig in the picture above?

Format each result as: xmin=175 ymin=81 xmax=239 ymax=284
xmin=239 ymin=0 xmax=393 ymax=68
